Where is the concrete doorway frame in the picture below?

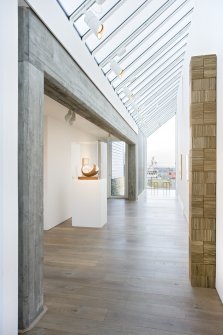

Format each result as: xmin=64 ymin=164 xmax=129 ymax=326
xmin=18 ymin=7 xmax=138 ymax=331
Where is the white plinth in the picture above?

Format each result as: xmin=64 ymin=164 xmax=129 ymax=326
xmin=72 ymin=179 xmax=107 ymax=228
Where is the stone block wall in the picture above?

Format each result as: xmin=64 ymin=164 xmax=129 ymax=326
xmin=189 ymin=54 xmax=216 ymax=288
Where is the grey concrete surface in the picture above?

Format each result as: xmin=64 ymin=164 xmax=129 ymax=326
xmin=18 ymin=60 xmax=44 ymax=330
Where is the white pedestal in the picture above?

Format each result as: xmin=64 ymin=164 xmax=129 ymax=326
xmin=72 ymin=179 xmax=107 ymax=228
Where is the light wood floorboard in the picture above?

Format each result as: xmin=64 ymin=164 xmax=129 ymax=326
xmin=27 ymin=190 xmax=223 ymax=335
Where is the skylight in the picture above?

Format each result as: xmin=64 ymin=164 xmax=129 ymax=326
xmin=57 ymin=0 xmax=194 ymax=136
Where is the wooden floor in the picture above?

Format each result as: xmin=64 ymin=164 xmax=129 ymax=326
xmin=27 ymin=190 xmax=223 ymax=335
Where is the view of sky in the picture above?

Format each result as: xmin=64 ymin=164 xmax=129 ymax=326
xmin=147 ymin=116 xmax=176 ymax=168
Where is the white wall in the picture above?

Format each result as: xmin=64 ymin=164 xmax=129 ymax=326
xmin=99 ymin=142 xmax=108 ymax=179
xmin=176 ymin=77 xmax=190 ymax=220
xmin=176 ymin=0 xmax=223 ymax=301
xmin=44 ymin=98 xmax=105 ymax=230
xmin=0 ymin=1 xmax=18 ymax=334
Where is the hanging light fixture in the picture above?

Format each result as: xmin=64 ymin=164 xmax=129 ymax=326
xmin=65 ymin=109 xmax=72 ymax=121
xmin=84 ymin=10 xmax=104 ymax=39
xmin=110 ymin=60 xmax=124 ymax=78
xmin=64 ymin=109 xmax=76 ymax=126
xmin=69 ymin=112 xmax=76 ymax=126
xmin=123 ymin=87 xmax=133 ymax=99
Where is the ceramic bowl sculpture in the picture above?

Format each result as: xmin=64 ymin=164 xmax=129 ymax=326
xmin=81 ymin=164 xmax=99 ymax=177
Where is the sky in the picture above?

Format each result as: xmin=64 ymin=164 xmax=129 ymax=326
xmin=147 ymin=116 xmax=176 ymax=168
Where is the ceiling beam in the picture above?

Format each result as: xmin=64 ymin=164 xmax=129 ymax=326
xmin=136 ymin=106 xmax=176 ymax=134
xmin=126 ymin=73 xmax=181 ymax=109
xmin=107 ymin=13 xmax=192 ymax=80
xmin=91 ymin=0 xmax=153 ymax=55
xmin=110 ymin=25 xmax=189 ymax=89
xmin=144 ymin=110 xmax=176 ymax=136
xmin=98 ymin=0 xmax=181 ymax=67
xmin=134 ymin=83 xmax=179 ymax=112
xmin=69 ymin=0 xmax=95 ymax=22
xmin=82 ymin=0 xmax=125 ymax=40
xmin=139 ymin=87 xmax=178 ymax=116
xmin=122 ymin=71 xmax=181 ymax=107
xmin=120 ymin=61 xmax=183 ymax=105
xmin=141 ymin=103 xmax=176 ymax=127
xmin=115 ymin=49 xmax=185 ymax=93
xmin=127 ymin=80 xmax=179 ymax=113
xmin=129 ymin=89 xmax=177 ymax=122
xmin=140 ymin=100 xmax=176 ymax=125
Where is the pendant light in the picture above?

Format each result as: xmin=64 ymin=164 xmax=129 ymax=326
xmin=110 ymin=60 xmax=124 ymax=78
xmin=65 ymin=110 xmax=76 ymax=126
xmin=69 ymin=112 xmax=76 ymax=126
xmin=65 ymin=109 xmax=72 ymax=121
xmin=84 ymin=10 xmax=104 ymax=39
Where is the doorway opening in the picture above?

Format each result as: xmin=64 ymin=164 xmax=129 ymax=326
xmin=43 ymin=95 xmax=111 ymax=231
xmin=108 ymin=141 xmax=128 ymax=198
xmin=147 ymin=117 xmax=176 ymax=193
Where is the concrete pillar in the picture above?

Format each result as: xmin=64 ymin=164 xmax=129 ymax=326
xmin=137 ymin=131 xmax=147 ymax=195
xmin=128 ymin=144 xmax=138 ymax=200
xmin=18 ymin=60 xmax=45 ymax=330
xmin=143 ymin=136 xmax=147 ymax=190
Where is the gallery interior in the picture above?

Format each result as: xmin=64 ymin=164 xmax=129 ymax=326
xmin=1 ymin=0 xmax=223 ymax=334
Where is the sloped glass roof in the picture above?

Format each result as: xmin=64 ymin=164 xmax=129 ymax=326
xmin=57 ymin=0 xmax=194 ymax=136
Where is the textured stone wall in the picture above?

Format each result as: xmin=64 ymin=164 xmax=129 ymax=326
xmin=189 ymin=54 xmax=216 ymax=288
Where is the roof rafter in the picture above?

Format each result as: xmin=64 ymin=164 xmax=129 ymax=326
xmin=98 ymin=0 xmax=180 ymax=67
xmin=91 ymin=0 xmax=153 ymax=55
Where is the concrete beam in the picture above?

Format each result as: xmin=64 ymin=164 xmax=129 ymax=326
xmin=19 ymin=7 xmax=137 ymax=145
xmin=128 ymin=144 xmax=138 ymax=200
xmin=44 ymin=75 xmax=135 ymax=144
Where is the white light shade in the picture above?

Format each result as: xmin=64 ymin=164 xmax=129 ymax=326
xmin=110 ymin=60 xmax=124 ymax=78
xmin=84 ymin=11 xmax=104 ymax=39
xmin=123 ymin=87 xmax=133 ymax=99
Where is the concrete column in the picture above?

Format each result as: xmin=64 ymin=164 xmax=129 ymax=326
xmin=18 ymin=60 xmax=45 ymax=330
xmin=137 ymin=131 xmax=147 ymax=195
xmin=128 ymin=144 xmax=138 ymax=200
xmin=143 ymin=136 xmax=147 ymax=190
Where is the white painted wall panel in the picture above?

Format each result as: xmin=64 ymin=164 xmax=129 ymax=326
xmin=0 ymin=1 xmax=18 ymax=333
